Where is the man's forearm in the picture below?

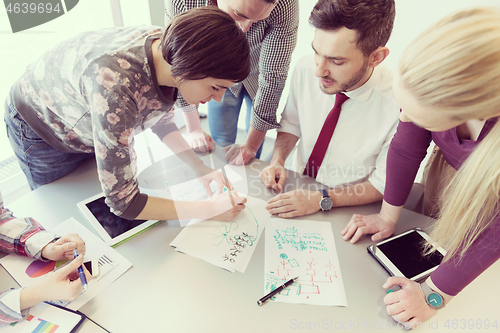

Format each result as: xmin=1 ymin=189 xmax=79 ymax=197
xmin=329 ymin=181 xmax=383 ymax=208
xmin=269 ymin=131 xmax=299 ymax=166
xmin=245 ymin=127 xmax=267 ymax=152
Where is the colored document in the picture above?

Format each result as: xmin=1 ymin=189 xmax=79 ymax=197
xmin=264 ymin=219 xmax=348 ymax=306
xmin=0 ymin=302 xmax=83 ymax=333
xmin=0 ymin=218 xmax=132 ymax=310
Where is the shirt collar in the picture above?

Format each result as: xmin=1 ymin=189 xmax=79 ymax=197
xmin=344 ymin=65 xmax=383 ymax=102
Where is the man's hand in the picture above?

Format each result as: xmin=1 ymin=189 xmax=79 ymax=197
xmin=187 ymin=129 xmax=215 ymax=153
xmin=266 ymin=190 xmax=322 ymax=218
xmin=341 ymin=213 xmax=396 ymax=243
xmin=383 ymin=277 xmax=437 ymax=326
xmin=224 ymin=144 xmax=256 ymax=165
xmin=260 ymin=164 xmax=287 ymax=192
xmin=41 ymin=233 xmax=86 ymax=261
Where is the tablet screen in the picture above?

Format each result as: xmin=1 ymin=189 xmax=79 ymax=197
xmin=377 ymin=230 xmax=444 ymax=279
xmin=84 ymin=196 xmax=148 ymax=239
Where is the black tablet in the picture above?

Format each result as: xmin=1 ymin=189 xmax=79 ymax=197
xmin=367 ymin=228 xmax=447 ymax=282
xmin=77 ymin=193 xmax=161 ymax=246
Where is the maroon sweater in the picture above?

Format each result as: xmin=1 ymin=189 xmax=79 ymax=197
xmin=384 ymin=119 xmax=500 ymax=296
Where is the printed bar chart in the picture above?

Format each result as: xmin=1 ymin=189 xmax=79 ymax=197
xmin=32 ymin=318 xmax=59 ymax=333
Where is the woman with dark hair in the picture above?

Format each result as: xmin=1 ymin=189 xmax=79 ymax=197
xmin=4 ymin=7 xmax=250 ymax=222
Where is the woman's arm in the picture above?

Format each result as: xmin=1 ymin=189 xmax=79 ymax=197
xmin=134 ymin=192 xmax=246 ymax=222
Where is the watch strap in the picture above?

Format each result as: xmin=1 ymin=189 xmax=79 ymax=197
xmin=320 ymin=189 xmax=329 ymax=198
xmin=421 ymin=281 xmax=445 ymax=309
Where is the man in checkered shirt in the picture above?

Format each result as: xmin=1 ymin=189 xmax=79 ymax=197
xmin=165 ymin=0 xmax=299 ymax=165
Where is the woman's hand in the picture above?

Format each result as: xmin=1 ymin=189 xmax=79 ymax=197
xmin=41 ymin=233 xmax=86 ymax=261
xmin=194 ymin=165 xmax=231 ymax=197
xmin=383 ymin=277 xmax=437 ymax=326
xmin=208 ymin=191 xmax=247 ymax=222
xmin=20 ymin=255 xmax=92 ymax=310
xmin=341 ymin=213 xmax=396 ymax=243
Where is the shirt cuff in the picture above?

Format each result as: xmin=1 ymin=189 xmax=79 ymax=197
xmin=25 ymin=231 xmax=58 ymax=261
xmin=0 ymin=289 xmax=24 ymax=323
xmin=277 ymin=122 xmax=301 ymax=138
xmin=251 ymin=113 xmax=281 ymax=132
xmin=119 ymin=193 xmax=149 ymax=220
xmin=179 ymin=105 xmax=197 ymax=114
xmin=151 ymin=122 xmax=179 ymax=141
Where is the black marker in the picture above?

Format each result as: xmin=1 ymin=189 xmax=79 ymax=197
xmin=257 ymin=276 xmax=299 ymax=306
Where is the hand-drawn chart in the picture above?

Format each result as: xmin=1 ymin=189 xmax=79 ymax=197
xmin=264 ymin=220 xmax=347 ymax=306
xmin=170 ymin=196 xmax=270 ymax=273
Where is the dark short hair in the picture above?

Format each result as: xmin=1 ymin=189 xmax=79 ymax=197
xmin=161 ymin=7 xmax=250 ymax=82
xmin=309 ymin=0 xmax=395 ymax=56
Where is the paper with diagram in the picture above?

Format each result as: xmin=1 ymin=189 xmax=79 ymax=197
xmin=0 ymin=217 xmax=132 ymax=310
xmin=170 ymin=196 xmax=270 ymax=273
xmin=264 ymin=219 xmax=347 ymax=306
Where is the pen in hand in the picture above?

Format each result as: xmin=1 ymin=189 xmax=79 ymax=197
xmin=72 ymin=249 xmax=88 ymax=292
xmin=223 ymin=185 xmax=236 ymax=208
xmin=257 ymin=276 xmax=299 ymax=306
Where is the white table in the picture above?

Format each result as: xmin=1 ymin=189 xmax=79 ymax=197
xmin=2 ymin=150 xmax=499 ymax=332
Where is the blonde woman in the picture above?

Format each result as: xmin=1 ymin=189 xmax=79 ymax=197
xmin=342 ymin=8 xmax=500 ymax=324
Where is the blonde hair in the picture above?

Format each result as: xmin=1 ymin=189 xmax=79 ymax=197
xmin=399 ymin=8 xmax=500 ymax=262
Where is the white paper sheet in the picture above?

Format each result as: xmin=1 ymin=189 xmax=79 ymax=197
xmin=0 ymin=218 xmax=132 ymax=310
xmin=264 ymin=219 xmax=347 ymax=306
xmin=170 ymin=196 xmax=270 ymax=273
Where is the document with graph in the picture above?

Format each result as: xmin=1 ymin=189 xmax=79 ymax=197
xmin=0 ymin=217 xmax=132 ymax=310
xmin=0 ymin=302 xmax=85 ymax=333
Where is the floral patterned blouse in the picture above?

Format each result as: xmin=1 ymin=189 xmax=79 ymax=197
xmin=12 ymin=26 xmax=178 ymax=218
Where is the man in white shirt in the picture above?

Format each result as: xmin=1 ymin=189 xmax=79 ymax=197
xmin=260 ymin=0 xmax=400 ymax=218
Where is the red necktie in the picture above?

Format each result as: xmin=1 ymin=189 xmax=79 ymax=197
xmin=303 ymin=93 xmax=349 ymax=178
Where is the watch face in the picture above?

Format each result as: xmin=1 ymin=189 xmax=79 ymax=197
xmin=427 ymin=293 xmax=443 ymax=307
xmin=320 ymin=198 xmax=333 ymax=211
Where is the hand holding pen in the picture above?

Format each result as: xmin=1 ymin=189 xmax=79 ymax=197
xmin=73 ymin=249 xmax=88 ymax=292
xmin=19 ymin=253 xmax=90 ymax=309
xmin=207 ymin=186 xmax=246 ymax=222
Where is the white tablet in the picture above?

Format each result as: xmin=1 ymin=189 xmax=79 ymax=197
xmin=77 ymin=193 xmax=162 ymax=247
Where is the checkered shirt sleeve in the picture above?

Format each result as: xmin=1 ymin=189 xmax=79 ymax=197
xmin=164 ymin=0 xmax=299 ymax=130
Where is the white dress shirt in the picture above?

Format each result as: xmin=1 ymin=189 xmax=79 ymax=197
xmin=278 ymin=55 xmax=400 ymax=193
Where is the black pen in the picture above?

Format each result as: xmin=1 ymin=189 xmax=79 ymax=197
xmin=257 ymin=276 xmax=299 ymax=306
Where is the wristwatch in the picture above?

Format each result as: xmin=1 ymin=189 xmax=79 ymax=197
xmin=319 ymin=189 xmax=333 ymax=211
xmin=420 ymin=281 xmax=445 ymax=309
